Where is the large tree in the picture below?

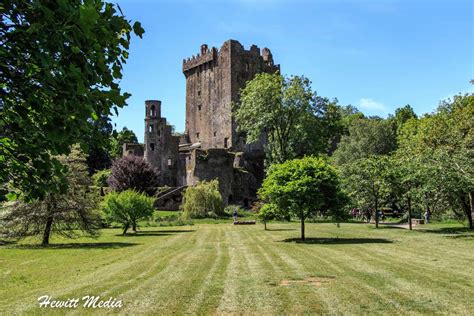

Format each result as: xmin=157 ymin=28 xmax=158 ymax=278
xmin=332 ymin=117 xmax=397 ymax=166
xmin=235 ymin=73 xmax=340 ymax=165
xmin=259 ymin=156 xmax=347 ymax=240
xmin=0 ymin=1 xmax=144 ymax=200
xmin=0 ymin=145 xmax=101 ymax=244
xmin=341 ymin=155 xmax=392 ymax=228
xmin=397 ymin=93 xmax=474 ymax=228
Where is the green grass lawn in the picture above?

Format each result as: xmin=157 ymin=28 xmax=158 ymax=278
xmin=1 ymin=222 xmax=473 ymax=315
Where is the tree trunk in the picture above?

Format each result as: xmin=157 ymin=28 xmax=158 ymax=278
xmin=375 ymin=200 xmax=379 ymax=229
xmin=469 ymin=191 xmax=474 ymax=230
xmin=461 ymin=197 xmax=473 ymax=230
xmin=300 ymin=216 xmax=305 ymax=241
xmin=123 ymin=223 xmax=129 ymax=235
xmin=42 ymin=215 xmax=53 ymax=245
xmin=408 ymin=196 xmax=412 ymax=231
xmin=264 ymin=219 xmax=267 ymax=230
xmin=132 ymin=221 xmax=137 ymax=233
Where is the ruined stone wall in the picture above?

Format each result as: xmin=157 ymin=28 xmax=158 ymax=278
xmin=182 ymin=40 xmax=280 ymax=152
xmin=185 ymin=148 xmax=235 ymax=205
xmin=123 ymin=143 xmax=144 ymax=157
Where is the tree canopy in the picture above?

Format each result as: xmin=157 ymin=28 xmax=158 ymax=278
xmin=235 ymin=73 xmax=342 ymax=165
xmin=0 ymin=1 xmax=144 ymax=200
xmin=259 ymin=156 xmax=347 ymax=240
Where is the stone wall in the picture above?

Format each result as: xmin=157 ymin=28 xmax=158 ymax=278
xmin=185 ymin=148 xmax=235 ymax=205
xmin=123 ymin=143 xmax=144 ymax=157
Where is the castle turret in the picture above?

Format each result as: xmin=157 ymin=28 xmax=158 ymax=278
xmin=144 ymin=100 xmax=180 ymax=186
xmin=144 ymin=100 xmax=162 ymax=170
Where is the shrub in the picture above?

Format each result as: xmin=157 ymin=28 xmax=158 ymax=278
xmin=107 ymin=155 xmax=159 ymax=193
xmin=100 ymin=190 xmax=155 ymax=234
xmin=92 ymin=169 xmax=111 ymax=187
xmin=181 ymin=180 xmax=224 ymax=218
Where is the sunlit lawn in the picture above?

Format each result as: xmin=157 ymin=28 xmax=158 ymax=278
xmin=1 ymin=222 xmax=473 ymax=315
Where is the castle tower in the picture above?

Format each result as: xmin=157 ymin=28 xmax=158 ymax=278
xmin=144 ymin=100 xmax=180 ymax=186
xmin=182 ymin=40 xmax=280 ymax=151
xmin=144 ymin=100 xmax=162 ymax=170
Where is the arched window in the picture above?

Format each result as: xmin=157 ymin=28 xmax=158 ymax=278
xmin=150 ymin=105 xmax=156 ymax=117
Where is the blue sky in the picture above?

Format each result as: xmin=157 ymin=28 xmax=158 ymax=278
xmin=113 ymin=0 xmax=473 ymax=142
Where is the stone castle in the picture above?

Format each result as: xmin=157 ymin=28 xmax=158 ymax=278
xmin=124 ymin=40 xmax=279 ymax=209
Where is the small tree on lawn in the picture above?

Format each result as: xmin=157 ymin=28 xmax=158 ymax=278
xmin=100 ymin=190 xmax=154 ymax=234
xmin=181 ymin=180 xmax=224 ymax=219
xmin=107 ymin=155 xmax=159 ymax=192
xmin=259 ymin=157 xmax=347 ymax=240
xmin=257 ymin=202 xmax=280 ymax=230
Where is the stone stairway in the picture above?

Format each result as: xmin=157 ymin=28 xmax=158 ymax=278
xmin=154 ymin=186 xmax=187 ymax=210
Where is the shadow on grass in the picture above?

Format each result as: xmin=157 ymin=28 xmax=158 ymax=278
xmin=7 ymin=242 xmax=140 ymax=249
xmin=152 ymin=229 xmax=195 ymax=233
xmin=377 ymin=225 xmax=406 ymax=230
xmin=117 ymin=229 xmax=195 ymax=237
xmin=447 ymin=234 xmax=474 ymax=240
xmin=418 ymin=227 xmax=473 ymax=235
xmin=266 ymin=228 xmax=297 ymax=231
xmin=416 ymin=226 xmax=474 ymax=240
xmin=281 ymin=237 xmax=393 ymax=244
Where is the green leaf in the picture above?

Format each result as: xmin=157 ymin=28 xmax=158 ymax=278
xmin=79 ymin=5 xmax=99 ymax=33
xmin=132 ymin=21 xmax=145 ymax=38
xmin=91 ymin=111 xmax=98 ymax=121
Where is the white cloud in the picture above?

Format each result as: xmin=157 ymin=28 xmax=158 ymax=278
xmin=358 ymin=98 xmax=387 ymax=112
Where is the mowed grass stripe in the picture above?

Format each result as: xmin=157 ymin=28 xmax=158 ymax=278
xmin=117 ymin=226 xmax=212 ymax=313
xmin=251 ymin=232 xmax=329 ymax=313
xmin=1 ymin=223 xmax=473 ymax=315
xmin=19 ymin=228 xmax=195 ymax=315
xmin=185 ymin=226 xmax=229 ymax=315
xmin=288 ymin=237 xmax=440 ymax=314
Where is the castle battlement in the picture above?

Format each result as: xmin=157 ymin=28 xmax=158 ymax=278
xmin=182 ymin=44 xmax=217 ymax=72
xmin=182 ymin=40 xmax=277 ymax=73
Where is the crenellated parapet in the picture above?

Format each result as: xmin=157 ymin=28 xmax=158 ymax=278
xmin=182 ymin=44 xmax=218 ymax=72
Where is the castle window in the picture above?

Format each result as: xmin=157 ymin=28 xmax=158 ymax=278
xmin=224 ymin=138 xmax=228 ymax=148
xmin=197 ymin=90 xmax=201 ymax=96
xmin=150 ymin=143 xmax=155 ymax=151
xmin=245 ymin=62 xmax=249 ymax=71
xmin=150 ymin=105 xmax=156 ymax=117
xmin=158 ymin=130 xmax=161 ymax=136
xmin=167 ymin=158 xmax=172 ymax=166
xmin=148 ymin=124 xmax=154 ymax=133
xmin=213 ymin=131 xmax=217 ymax=137
xmin=198 ymin=104 xmax=202 ymax=111
xmin=196 ymin=132 xmax=200 ymax=139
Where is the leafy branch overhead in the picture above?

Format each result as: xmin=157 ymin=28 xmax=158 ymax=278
xmin=0 ymin=1 xmax=144 ymax=200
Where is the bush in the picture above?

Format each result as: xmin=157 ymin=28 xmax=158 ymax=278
xmin=92 ymin=169 xmax=111 ymax=187
xmin=107 ymin=155 xmax=159 ymax=193
xmin=100 ymin=190 xmax=155 ymax=234
xmin=181 ymin=180 xmax=224 ymax=219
